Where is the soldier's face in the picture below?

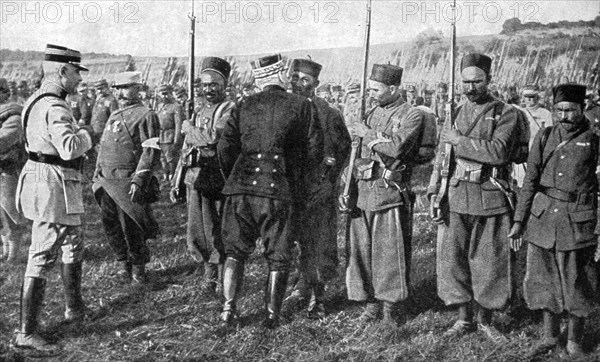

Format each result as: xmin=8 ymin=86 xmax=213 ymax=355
xmin=200 ymin=72 xmax=225 ymax=104
xmin=368 ymin=80 xmax=394 ymax=105
xmin=461 ymin=67 xmax=489 ymax=103
xmin=554 ymin=101 xmax=583 ymax=131
xmin=524 ymin=94 xmax=538 ymax=108
xmin=60 ymin=64 xmax=82 ymax=94
xmin=117 ymin=85 xmax=139 ymax=104
xmin=290 ymin=70 xmax=318 ymax=98
xmin=424 ymin=93 xmax=432 ymax=106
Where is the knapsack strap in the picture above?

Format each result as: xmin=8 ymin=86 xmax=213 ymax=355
xmin=22 ymin=93 xmax=62 ymax=147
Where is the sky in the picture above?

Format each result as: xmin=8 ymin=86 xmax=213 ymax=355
xmin=1 ymin=0 xmax=598 ymax=56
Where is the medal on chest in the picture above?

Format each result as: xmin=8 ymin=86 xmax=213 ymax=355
xmin=110 ymin=120 xmax=122 ymax=133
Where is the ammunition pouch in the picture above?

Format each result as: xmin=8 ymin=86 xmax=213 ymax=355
xmin=352 ymin=158 xmax=407 ymax=184
xmin=453 ymin=158 xmax=509 ymax=184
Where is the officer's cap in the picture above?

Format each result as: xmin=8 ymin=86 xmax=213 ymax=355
xmin=290 ymin=59 xmax=322 ymax=79
xmin=522 ymin=84 xmax=539 ymax=97
xmin=112 ymin=72 xmax=143 ymax=89
xmin=553 ymin=84 xmax=586 ymax=106
xmin=201 ymin=57 xmax=231 ymax=82
xmin=94 ymin=79 xmax=109 ymax=89
xmin=370 ymin=64 xmax=403 ymax=86
xmin=461 ymin=53 xmax=492 ymax=75
xmin=44 ymin=44 xmax=88 ymax=71
xmin=250 ymin=54 xmax=284 ymax=79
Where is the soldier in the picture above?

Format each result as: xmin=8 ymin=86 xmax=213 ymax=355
xmin=174 ymin=87 xmax=188 ymax=112
xmin=584 ymin=90 xmax=600 ymax=132
xmin=17 ymin=80 xmax=30 ymax=104
xmin=508 ymin=84 xmax=599 ymax=357
xmin=343 ymin=64 xmax=434 ymax=323
xmin=0 ymin=78 xmax=27 ymax=262
xmin=170 ymin=57 xmax=235 ymax=293
xmin=317 ymin=83 xmax=333 ymax=104
xmin=331 ymin=84 xmax=345 ymax=114
xmin=91 ymin=79 xmax=119 ymax=139
xmin=8 ymin=81 xmax=19 ymax=104
xmin=217 ymin=53 xmax=322 ymax=328
xmin=423 ymin=89 xmax=434 ymax=108
xmin=343 ymin=83 xmax=361 ymax=128
xmin=288 ymin=58 xmax=351 ymax=317
xmin=405 ymin=84 xmax=417 ymax=106
xmin=512 ymin=85 xmax=553 ymax=188
xmin=14 ymin=44 xmax=94 ymax=352
xmin=70 ymin=82 xmax=93 ymax=126
xmin=434 ymin=83 xmax=449 ymax=126
xmin=156 ymin=84 xmax=183 ymax=181
xmin=92 ymin=72 xmax=161 ymax=284
xmin=429 ymin=54 xmax=520 ymax=342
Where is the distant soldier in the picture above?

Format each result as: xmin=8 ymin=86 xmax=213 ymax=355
xmin=170 ymin=57 xmax=235 ymax=294
xmin=405 ymin=84 xmax=417 ymax=106
xmin=343 ymin=83 xmax=361 ymax=128
xmin=240 ymin=82 xmax=255 ymax=100
xmin=429 ymin=54 xmax=520 ymax=342
xmin=317 ymin=83 xmax=333 ymax=104
xmin=217 ymin=54 xmax=323 ymax=328
xmin=156 ymin=84 xmax=183 ymax=181
xmin=17 ymin=80 xmax=30 ymax=104
xmin=0 ymin=78 xmax=26 ymax=262
xmin=70 ymin=82 xmax=93 ymax=126
xmin=140 ymin=84 xmax=153 ymax=109
xmin=174 ymin=87 xmax=188 ymax=111
xmin=331 ymin=84 xmax=345 ymax=114
xmin=434 ymin=83 xmax=449 ymax=126
xmin=92 ymin=72 xmax=161 ymax=284
xmin=423 ymin=89 xmax=434 ymax=108
xmin=90 ymin=79 xmax=119 ymax=139
xmin=509 ymin=84 xmax=599 ymax=358
xmin=288 ymin=58 xmax=351 ymax=317
xmin=344 ymin=64 xmax=435 ymax=323
xmin=14 ymin=44 xmax=94 ymax=352
xmin=584 ymin=90 xmax=600 ymax=133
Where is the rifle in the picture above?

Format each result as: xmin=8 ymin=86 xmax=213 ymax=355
xmin=187 ymin=0 xmax=196 ymax=120
xmin=339 ymin=0 xmax=371 ymax=214
xmin=430 ymin=0 xmax=457 ymax=223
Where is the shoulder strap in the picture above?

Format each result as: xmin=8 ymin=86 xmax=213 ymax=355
xmin=22 ymin=93 xmax=62 ymax=146
xmin=541 ymin=126 xmax=585 ymax=170
xmin=462 ymin=101 xmax=500 ymax=137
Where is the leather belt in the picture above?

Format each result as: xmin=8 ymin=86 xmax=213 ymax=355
xmin=540 ymin=186 xmax=594 ymax=204
xmin=374 ymin=164 xmax=406 ymax=183
xmin=28 ymin=152 xmax=83 ymax=170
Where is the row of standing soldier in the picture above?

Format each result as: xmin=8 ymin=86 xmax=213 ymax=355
xmin=3 ymin=43 xmax=600 ymax=359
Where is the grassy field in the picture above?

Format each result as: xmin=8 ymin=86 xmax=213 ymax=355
xmin=1 ymin=180 xmax=600 ymax=362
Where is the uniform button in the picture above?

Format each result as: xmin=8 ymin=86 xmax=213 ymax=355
xmin=257 ymin=154 xmax=262 ymax=159
xmin=255 ymin=167 xmax=260 ymax=172
xmin=560 ymin=155 xmax=565 ymax=159
xmin=252 ymin=180 xmax=257 ymax=185
xmin=272 ymin=169 xmax=277 ymax=173
xmin=554 ymin=208 xmax=559 ymax=213
xmin=270 ymin=183 xmax=275 ymax=187
xmin=274 ymin=155 xmax=279 ymax=160
xmin=558 ymin=173 xmax=563 ymax=177
xmin=114 ymin=139 xmax=118 ymax=142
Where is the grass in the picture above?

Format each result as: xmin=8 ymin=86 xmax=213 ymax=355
xmin=1 ymin=180 xmax=600 ymax=362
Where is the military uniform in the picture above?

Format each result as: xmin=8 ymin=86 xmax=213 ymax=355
xmin=217 ymin=54 xmax=323 ymax=328
xmin=0 ymin=94 xmax=26 ymax=261
xmin=14 ymin=44 xmax=93 ymax=353
xmin=156 ymin=96 xmax=183 ymax=180
xmin=93 ymin=73 xmax=160 ymax=275
xmin=512 ymin=84 xmax=598 ymax=355
xmin=347 ymin=83 xmax=430 ymax=310
xmin=90 ymin=81 xmax=119 ymax=137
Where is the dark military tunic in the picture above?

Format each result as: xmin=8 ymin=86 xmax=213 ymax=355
xmin=178 ymin=98 xmax=234 ymax=264
xmin=514 ymin=124 xmax=600 ymax=317
xmin=298 ymin=97 xmax=351 ymax=283
xmin=218 ymin=85 xmax=323 ymax=271
xmin=92 ymin=102 xmax=160 ymax=265
xmin=346 ymin=95 xmax=430 ymax=303
xmin=432 ymin=94 xmax=519 ymax=309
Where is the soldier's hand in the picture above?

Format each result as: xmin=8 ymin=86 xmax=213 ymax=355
xmin=350 ymin=123 xmax=371 ymax=138
xmin=338 ymin=194 xmax=350 ymax=213
xmin=595 ymin=237 xmax=600 ymax=262
xmin=79 ymin=125 xmax=95 ymax=143
xmin=508 ymin=222 xmax=523 ymax=251
xmin=169 ymin=187 xmax=180 ymax=204
xmin=440 ymin=128 xmax=461 ymax=146
xmin=129 ymin=183 xmax=144 ymax=204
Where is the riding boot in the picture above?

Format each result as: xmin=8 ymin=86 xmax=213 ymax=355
xmin=264 ymin=270 xmax=289 ymax=329
xmin=220 ymin=258 xmax=244 ymax=325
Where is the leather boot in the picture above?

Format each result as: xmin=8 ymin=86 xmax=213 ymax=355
xmin=567 ymin=315 xmax=585 ymax=356
xmin=2 ymin=236 xmax=16 ymax=262
xmin=263 ymin=270 xmax=289 ymax=329
xmin=306 ymin=281 xmax=326 ymax=319
xmin=132 ymin=264 xmax=149 ymax=284
xmin=220 ymin=258 xmax=244 ymax=326
xmin=62 ymin=262 xmax=92 ymax=321
xmin=382 ymin=301 xmax=396 ymax=323
xmin=13 ymin=277 xmax=60 ymax=353
xmin=530 ymin=311 xmax=559 ymax=357
xmin=201 ymin=262 xmax=219 ymax=293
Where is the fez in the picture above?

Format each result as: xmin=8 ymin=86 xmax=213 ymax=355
xmin=44 ymin=43 xmax=89 ymax=71
xmin=251 ymin=54 xmax=283 ymax=79
xmin=112 ymin=72 xmax=143 ymax=88
xmin=461 ymin=53 xmax=492 ymax=75
xmin=201 ymin=57 xmax=231 ymax=81
xmin=291 ymin=59 xmax=322 ymax=79
xmin=552 ymin=84 xmax=587 ymax=106
xmin=370 ymin=64 xmax=403 ymax=86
